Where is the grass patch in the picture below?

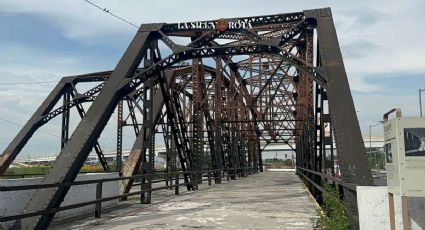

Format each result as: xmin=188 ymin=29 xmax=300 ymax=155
xmin=4 ymin=166 xmax=50 ymax=176
xmin=2 ymin=165 xmax=106 ymax=178
xmin=313 ymin=183 xmax=350 ymax=230
xmin=264 ymin=158 xmax=294 ymax=169
xmin=80 ymin=165 xmax=104 ymax=173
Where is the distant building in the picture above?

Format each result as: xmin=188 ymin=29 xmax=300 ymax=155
xmin=16 ymin=136 xmax=384 ymax=167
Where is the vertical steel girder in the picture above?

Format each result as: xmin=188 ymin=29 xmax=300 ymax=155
xmin=140 ymin=79 xmax=155 ymax=204
xmin=305 ymin=8 xmax=373 ymax=185
xmin=120 ymin=48 xmax=168 ymax=196
xmin=116 ymin=100 xmax=124 ymax=173
xmin=305 ymin=8 xmax=373 ymax=227
xmin=191 ymin=59 xmax=220 ymax=183
xmin=60 ymin=88 xmax=70 ymax=149
xmin=214 ymin=59 xmax=224 ymax=181
xmin=191 ymin=58 xmax=205 ymax=188
xmin=120 ymin=87 xmax=162 ymax=195
xmin=297 ymin=29 xmax=316 ymax=198
xmin=314 ymin=83 xmax=324 ymax=202
xmin=139 ymin=42 xmax=158 ymax=204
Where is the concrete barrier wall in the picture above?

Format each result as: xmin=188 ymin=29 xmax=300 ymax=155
xmin=357 ymin=186 xmax=425 ymax=230
xmin=0 ymin=173 xmax=119 ymax=228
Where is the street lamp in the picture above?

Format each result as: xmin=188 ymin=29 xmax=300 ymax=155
xmin=369 ymin=121 xmax=384 ymax=151
xmin=369 ymin=121 xmax=383 ymax=169
xmin=419 ymin=89 xmax=425 ymax=117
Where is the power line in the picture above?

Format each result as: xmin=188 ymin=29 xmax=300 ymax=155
xmin=0 ymin=116 xmax=61 ymax=138
xmin=0 ymin=80 xmax=59 ymax=85
xmin=82 ymin=0 xmax=139 ymax=29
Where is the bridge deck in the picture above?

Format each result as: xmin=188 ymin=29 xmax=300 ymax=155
xmin=51 ymin=171 xmax=318 ymax=230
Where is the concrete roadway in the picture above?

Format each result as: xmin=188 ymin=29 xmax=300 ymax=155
xmin=51 ymin=171 xmax=318 ymax=230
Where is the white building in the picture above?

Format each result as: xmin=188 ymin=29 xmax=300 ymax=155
xmin=16 ymin=136 xmax=384 ymax=166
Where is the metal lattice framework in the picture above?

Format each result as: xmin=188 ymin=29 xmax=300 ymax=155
xmin=0 ymin=8 xmax=373 ymax=229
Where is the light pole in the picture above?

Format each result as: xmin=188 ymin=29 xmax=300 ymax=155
xmin=369 ymin=121 xmax=383 ymax=169
xmin=369 ymin=122 xmax=383 ymax=150
xmin=419 ymin=89 xmax=425 ymax=117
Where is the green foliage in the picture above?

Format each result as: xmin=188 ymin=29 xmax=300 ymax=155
xmin=264 ymin=158 xmax=294 ymax=168
xmin=314 ymin=183 xmax=350 ymax=230
xmin=4 ymin=166 xmax=50 ymax=176
xmin=367 ymin=150 xmax=385 ymax=170
xmin=2 ymin=165 xmax=108 ymax=179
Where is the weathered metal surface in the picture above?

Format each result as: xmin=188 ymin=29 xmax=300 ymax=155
xmin=17 ymin=26 xmax=159 ymax=229
xmin=0 ymin=8 xmax=372 ymax=229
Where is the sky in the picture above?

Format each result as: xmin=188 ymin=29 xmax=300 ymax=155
xmin=0 ymin=0 xmax=424 ymax=159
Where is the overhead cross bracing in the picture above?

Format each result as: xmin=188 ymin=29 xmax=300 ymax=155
xmin=0 ymin=7 xmax=372 ymax=229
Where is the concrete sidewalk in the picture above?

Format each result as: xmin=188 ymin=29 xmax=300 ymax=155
xmin=51 ymin=172 xmax=318 ymax=230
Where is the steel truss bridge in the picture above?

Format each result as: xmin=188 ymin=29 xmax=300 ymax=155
xmin=0 ymin=8 xmax=373 ymax=229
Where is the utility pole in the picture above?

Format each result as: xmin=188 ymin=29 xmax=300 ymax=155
xmin=419 ymin=89 xmax=425 ymax=117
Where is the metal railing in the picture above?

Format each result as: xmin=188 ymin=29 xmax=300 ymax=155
xmin=296 ymin=166 xmax=361 ymax=224
xmin=0 ymin=167 xmax=257 ymax=223
xmin=296 ymin=166 xmax=357 ymax=191
xmin=0 ymin=171 xmax=120 ymax=179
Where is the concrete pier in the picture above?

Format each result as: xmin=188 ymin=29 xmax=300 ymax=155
xmin=51 ymin=172 xmax=318 ymax=230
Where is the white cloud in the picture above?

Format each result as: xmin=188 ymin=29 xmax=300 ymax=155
xmin=354 ymin=93 xmax=420 ymax=135
xmin=0 ymin=43 xmax=87 ymax=78
xmin=0 ymin=0 xmax=133 ymax=38
xmin=347 ymin=75 xmax=381 ymax=93
xmin=1 ymin=0 xmax=423 ymax=88
xmin=0 ymin=0 xmax=424 ymax=156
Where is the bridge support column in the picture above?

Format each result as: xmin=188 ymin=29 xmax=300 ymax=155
xmin=116 ymin=100 xmax=123 ymax=173
xmin=141 ymin=79 xmax=155 ymax=204
xmin=305 ymin=8 xmax=374 ymax=228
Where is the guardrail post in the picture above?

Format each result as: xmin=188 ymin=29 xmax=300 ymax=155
xmin=168 ymin=172 xmax=173 ymax=190
xmin=220 ymin=170 xmax=222 ymax=184
xmin=95 ymin=182 xmax=103 ymax=218
xmin=208 ymin=171 xmax=212 ymax=186
xmin=175 ymin=172 xmax=179 ymax=195
xmin=140 ymin=174 xmax=146 ymax=204
xmin=226 ymin=168 xmax=230 ymax=181
xmin=192 ymin=171 xmax=198 ymax=190
xmin=141 ymin=174 xmax=152 ymax=204
xmin=215 ymin=170 xmax=221 ymax=184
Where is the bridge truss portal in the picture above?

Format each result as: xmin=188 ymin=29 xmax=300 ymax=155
xmin=0 ymin=8 xmax=372 ymax=229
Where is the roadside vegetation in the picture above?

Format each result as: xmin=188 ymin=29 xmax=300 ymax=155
xmin=367 ymin=150 xmax=386 ymax=170
xmin=264 ymin=158 xmax=294 ymax=169
xmin=313 ymin=183 xmax=350 ymax=230
xmin=2 ymin=165 xmax=106 ymax=178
